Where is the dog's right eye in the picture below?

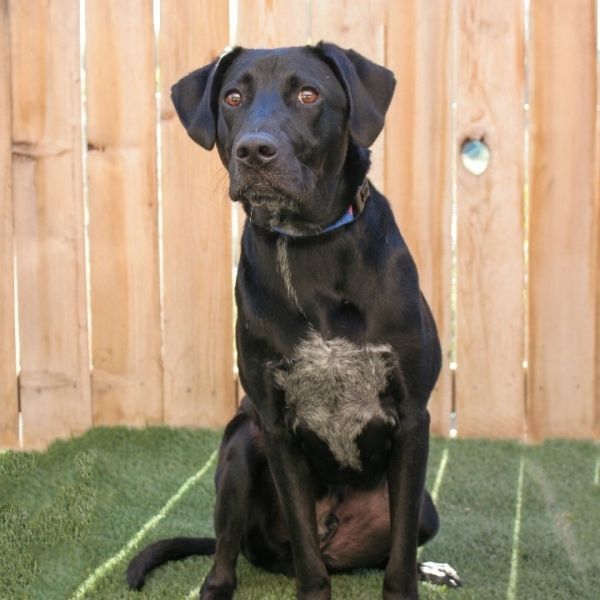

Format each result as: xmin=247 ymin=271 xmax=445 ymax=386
xmin=298 ymin=86 xmax=319 ymax=104
xmin=224 ymin=90 xmax=242 ymax=107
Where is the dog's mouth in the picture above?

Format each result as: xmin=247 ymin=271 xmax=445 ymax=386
xmin=235 ymin=184 xmax=294 ymax=208
xmin=231 ymin=182 xmax=321 ymax=235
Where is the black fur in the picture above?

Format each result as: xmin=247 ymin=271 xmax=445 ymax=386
xmin=127 ymin=43 xmax=459 ymax=599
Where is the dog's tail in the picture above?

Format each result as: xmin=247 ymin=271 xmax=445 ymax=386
xmin=126 ymin=536 xmax=216 ymax=590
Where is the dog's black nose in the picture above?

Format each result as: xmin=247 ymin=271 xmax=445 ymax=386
xmin=234 ymin=133 xmax=278 ymax=167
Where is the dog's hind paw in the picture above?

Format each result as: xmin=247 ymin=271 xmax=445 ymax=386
xmin=418 ymin=561 xmax=461 ymax=588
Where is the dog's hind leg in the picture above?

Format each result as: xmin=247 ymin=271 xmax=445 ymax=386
xmin=417 ymin=490 xmax=439 ymax=546
xmin=126 ymin=413 xmax=254 ymax=594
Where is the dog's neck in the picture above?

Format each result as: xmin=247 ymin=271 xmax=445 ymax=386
xmin=271 ymin=178 xmax=371 ymax=238
xmin=271 ymin=143 xmax=372 ymax=239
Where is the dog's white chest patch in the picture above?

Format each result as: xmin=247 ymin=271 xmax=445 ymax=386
xmin=274 ymin=330 xmax=396 ymax=471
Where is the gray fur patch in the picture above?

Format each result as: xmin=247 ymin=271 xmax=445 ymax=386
xmin=274 ymin=329 xmax=396 ymax=470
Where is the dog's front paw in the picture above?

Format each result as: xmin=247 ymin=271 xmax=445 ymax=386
xmin=199 ymin=582 xmax=235 ymax=600
xmin=382 ymin=578 xmax=418 ymax=600
xmin=199 ymin=570 xmax=236 ymax=600
xmin=418 ymin=561 xmax=461 ymax=588
xmin=296 ymin=571 xmax=331 ymax=600
xmin=382 ymin=589 xmax=418 ymax=600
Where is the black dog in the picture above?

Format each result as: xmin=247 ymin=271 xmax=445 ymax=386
xmin=127 ymin=43 xmax=460 ymax=599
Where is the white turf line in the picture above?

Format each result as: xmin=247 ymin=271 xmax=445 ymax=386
xmin=594 ymin=456 xmax=600 ymax=487
xmin=431 ymin=447 xmax=450 ymax=505
xmin=418 ymin=446 xmax=449 ymax=561
xmin=186 ymin=583 xmax=202 ymax=600
xmin=71 ymin=448 xmax=218 ymax=600
xmin=506 ymin=456 xmax=526 ymax=600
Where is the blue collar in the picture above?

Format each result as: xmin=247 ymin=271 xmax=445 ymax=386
xmin=271 ymin=179 xmax=371 ymax=238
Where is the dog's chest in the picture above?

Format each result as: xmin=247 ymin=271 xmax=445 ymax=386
xmin=274 ymin=330 xmax=396 ymax=471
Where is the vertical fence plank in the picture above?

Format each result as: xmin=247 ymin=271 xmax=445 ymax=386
xmin=236 ymin=0 xmax=309 ymax=46
xmin=455 ymin=0 xmax=526 ymax=438
xmin=10 ymin=0 xmax=91 ymax=448
xmin=0 ymin=0 xmax=19 ymax=448
xmin=86 ymin=0 xmax=162 ymax=425
xmin=160 ymin=1 xmax=235 ymax=427
xmin=596 ymin=9 xmax=600 ymax=440
xmin=386 ymin=2 xmax=454 ymax=436
xmin=311 ymin=0 xmax=387 ymax=193
xmin=529 ymin=0 xmax=598 ymax=440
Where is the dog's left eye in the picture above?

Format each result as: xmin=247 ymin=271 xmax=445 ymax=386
xmin=224 ymin=90 xmax=242 ymax=107
xmin=298 ymin=87 xmax=319 ymax=104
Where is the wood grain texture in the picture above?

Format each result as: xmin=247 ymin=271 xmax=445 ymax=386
xmin=0 ymin=0 xmax=19 ymax=448
xmin=385 ymin=1 xmax=453 ymax=436
xmin=236 ymin=0 xmax=310 ymax=47
xmin=10 ymin=0 xmax=91 ymax=448
xmin=160 ymin=0 xmax=235 ymax=427
xmin=528 ymin=0 xmax=598 ymax=439
xmin=455 ymin=0 xmax=526 ymax=438
xmin=311 ymin=0 xmax=387 ymax=192
xmin=596 ymin=15 xmax=600 ymax=440
xmin=86 ymin=0 xmax=162 ymax=425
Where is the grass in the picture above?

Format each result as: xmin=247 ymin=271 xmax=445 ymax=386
xmin=1 ymin=429 xmax=599 ymax=599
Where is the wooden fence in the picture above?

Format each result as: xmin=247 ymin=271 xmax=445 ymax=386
xmin=1 ymin=0 xmax=599 ymax=449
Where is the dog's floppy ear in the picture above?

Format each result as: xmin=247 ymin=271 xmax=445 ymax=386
xmin=316 ymin=42 xmax=396 ymax=148
xmin=171 ymin=47 xmax=242 ymax=150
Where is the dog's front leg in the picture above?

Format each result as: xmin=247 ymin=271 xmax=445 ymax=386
xmin=263 ymin=428 xmax=330 ymax=599
xmin=200 ymin=429 xmax=252 ymax=600
xmin=261 ymin=381 xmax=330 ymax=600
xmin=383 ymin=374 xmax=430 ymax=599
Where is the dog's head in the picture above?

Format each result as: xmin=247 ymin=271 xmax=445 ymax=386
xmin=171 ymin=43 xmax=395 ymax=234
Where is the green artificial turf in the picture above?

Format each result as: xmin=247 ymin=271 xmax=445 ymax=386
xmin=1 ymin=428 xmax=599 ymax=599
